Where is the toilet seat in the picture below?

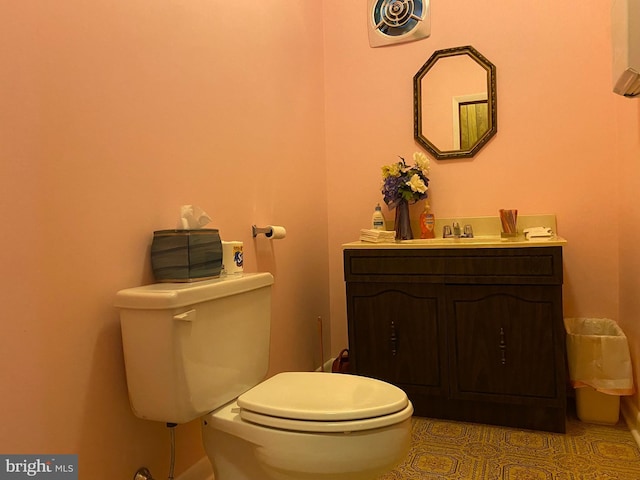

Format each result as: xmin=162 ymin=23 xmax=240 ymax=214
xmin=239 ymin=401 xmax=414 ymax=433
xmin=236 ymin=372 xmax=413 ymax=433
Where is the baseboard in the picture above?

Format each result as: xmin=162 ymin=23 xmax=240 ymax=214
xmin=621 ymin=396 xmax=640 ymax=449
xmin=176 ymin=457 xmax=214 ymax=480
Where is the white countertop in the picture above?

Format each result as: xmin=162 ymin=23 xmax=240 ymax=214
xmin=344 ymin=214 xmax=567 ymax=249
xmin=343 ymin=235 xmax=567 ymax=249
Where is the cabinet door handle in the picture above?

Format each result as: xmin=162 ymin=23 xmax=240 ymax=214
xmin=390 ymin=320 xmax=398 ymax=356
xmin=499 ymin=327 xmax=507 ymax=365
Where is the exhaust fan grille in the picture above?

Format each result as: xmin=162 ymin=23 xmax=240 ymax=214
xmin=368 ymin=0 xmax=430 ymax=48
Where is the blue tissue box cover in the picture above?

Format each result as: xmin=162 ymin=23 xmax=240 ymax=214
xmin=151 ymin=229 xmax=222 ymax=282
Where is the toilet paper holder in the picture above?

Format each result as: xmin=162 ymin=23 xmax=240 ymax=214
xmin=252 ymin=225 xmax=286 ymax=239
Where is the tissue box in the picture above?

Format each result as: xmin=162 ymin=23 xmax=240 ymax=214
xmin=150 ymin=229 xmax=222 ymax=282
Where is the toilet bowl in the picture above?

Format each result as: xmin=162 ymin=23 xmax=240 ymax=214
xmin=203 ymin=372 xmax=413 ymax=480
xmin=115 ymin=273 xmax=413 ymax=480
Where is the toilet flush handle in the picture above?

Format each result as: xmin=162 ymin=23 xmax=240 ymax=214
xmin=173 ymin=309 xmax=197 ymax=322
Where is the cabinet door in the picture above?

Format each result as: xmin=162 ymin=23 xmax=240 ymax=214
xmin=347 ymin=283 xmax=444 ymax=390
xmin=448 ymin=285 xmax=561 ymax=400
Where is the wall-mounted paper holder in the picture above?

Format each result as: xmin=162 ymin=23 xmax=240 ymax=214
xmin=252 ymin=225 xmax=272 ymax=237
xmin=252 ymin=225 xmax=287 ymax=239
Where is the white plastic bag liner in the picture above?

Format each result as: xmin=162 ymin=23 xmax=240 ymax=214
xmin=564 ymin=317 xmax=634 ymax=395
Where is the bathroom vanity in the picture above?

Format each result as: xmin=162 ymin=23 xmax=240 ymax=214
xmin=343 ymin=233 xmax=567 ymax=433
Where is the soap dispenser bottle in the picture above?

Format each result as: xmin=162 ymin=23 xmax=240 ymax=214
xmin=372 ymin=204 xmax=386 ymax=230
xmin=420 ymin=202 xmax=436 ymax=239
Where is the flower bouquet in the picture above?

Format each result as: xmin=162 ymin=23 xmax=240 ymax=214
xmin=381 ymin=152 xmax=430 ymax=239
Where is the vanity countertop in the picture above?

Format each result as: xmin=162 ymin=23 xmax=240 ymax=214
xmin=344 ymin=214 xmax=567 ymax=250
xmin=343 ymin=235 xmax=567 ymax=250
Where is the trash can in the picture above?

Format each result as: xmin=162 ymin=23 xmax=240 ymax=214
xmin=564 ymin=317 xmax=635 ymax=425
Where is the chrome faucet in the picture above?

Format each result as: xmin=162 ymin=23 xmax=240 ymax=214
xmin=463 ymin=224 xmax=474 ymax=238
xmin=443 ymin=222 xmax=474 ymax=238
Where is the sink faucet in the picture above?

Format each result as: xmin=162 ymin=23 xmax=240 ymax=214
xmin=443 ymin=222 xmax=474 ymax=238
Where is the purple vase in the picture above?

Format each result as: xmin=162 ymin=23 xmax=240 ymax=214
xmin=394 ymin=200 xmax=413 ymax=240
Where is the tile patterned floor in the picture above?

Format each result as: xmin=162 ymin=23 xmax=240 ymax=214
xmin=378 ymin=412 xmax=640 ymax=479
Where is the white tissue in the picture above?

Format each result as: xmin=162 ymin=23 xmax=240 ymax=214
xmin=360 ymin=229 xmax=396 ymax=243
xmin=179 ymin=205 xmax=212 ymax=229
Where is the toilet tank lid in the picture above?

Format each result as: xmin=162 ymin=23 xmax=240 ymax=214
xmin=114 ymin=272 xmax=274 ymax=310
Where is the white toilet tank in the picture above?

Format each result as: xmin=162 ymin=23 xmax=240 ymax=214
xmin=115 ymin=273 xmax=274 ymax=424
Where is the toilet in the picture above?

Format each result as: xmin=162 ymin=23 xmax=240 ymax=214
xmin=115 ymin=272 xmax=413 ymax=480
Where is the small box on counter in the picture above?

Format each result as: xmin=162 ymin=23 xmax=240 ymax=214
xmin=150 ymin=229 xmax=222 ymax=282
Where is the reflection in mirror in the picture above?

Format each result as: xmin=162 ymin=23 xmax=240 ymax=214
xmin=414 ymin=46 xmax=496 ymax=160
xmin=457 ymin=99 xmax=488 ymax=150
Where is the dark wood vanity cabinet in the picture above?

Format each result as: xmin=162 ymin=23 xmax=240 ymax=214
xmin=344 ymin=247 xmax=566 ymax=433
xmin=347 ymin=283 xmax=446 ymax=393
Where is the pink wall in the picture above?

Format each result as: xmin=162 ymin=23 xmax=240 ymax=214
xmin=2 ymin=0 xmax=640 ymax=477
xmin=324 ymin=1 xmax=630 ymax=375
xmin=0 ymin=1 xmax=329 ymax=478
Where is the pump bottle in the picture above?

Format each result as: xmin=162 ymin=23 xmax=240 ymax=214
xmin=420 ymin=203 xmax=435 ymax=239
xmin=372 ymin=204 xmax=386 ymax=230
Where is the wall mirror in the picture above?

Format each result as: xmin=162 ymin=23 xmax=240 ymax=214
xmin=414 ymin=45 xmax=497 ymax=160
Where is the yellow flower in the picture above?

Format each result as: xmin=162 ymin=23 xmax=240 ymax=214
xmin=382 ymin=162 xmax=401 ymax=179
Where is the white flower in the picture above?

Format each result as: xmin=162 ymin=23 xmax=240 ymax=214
xmin=413 ymin=151 xmax=430 ymax=175
xmin=406 ymin=174 xmax=427 ymax=194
